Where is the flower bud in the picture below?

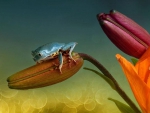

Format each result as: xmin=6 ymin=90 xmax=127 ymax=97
xmin=7 ymin=52 xmax=83 ymax=89
xmin=97 ymin=10 xmax=150 ymax=58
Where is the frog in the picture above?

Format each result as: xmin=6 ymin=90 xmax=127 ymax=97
xmin=31 ymin=42 xmax=77 ymax=74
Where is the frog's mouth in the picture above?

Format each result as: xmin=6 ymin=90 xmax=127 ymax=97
xmin=33 ymin=54 xmax=42 ymax=62
xmin=43 ymin=55 xmax=58 ymax=61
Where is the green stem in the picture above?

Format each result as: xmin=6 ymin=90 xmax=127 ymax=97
xmin=79 ymin=53 xmax=141 ymax=113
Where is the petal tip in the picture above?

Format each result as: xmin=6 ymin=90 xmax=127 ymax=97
xmin=97 ymin=13 xmax=105 ymax=22
xmin=99 ymin=20 xmax=106 ymax=25
xmin=110 ymin=9 xmax=117 ymax=14
xmin=116 ymin=54 xmax=121 ymax=60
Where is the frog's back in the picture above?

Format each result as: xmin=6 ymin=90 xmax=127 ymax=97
xmin=38 ymin=42 xmax=65 ymax=53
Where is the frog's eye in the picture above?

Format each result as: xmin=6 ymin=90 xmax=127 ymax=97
xmin=38 ymin=53 xmax=42 ymax=56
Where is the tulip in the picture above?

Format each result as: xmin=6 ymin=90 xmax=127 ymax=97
xmin=116 ymin=47 xmax=150 ymax=113
xmin=7 ymin=52 xmax=83 ymax=89
xmin=97 ymin=10 xmax=150 ymax=58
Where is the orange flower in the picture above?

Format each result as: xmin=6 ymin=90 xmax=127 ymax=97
xmin=7 ymin=52 xmax=83 ymax=89
xmin=116 ymin=48 xmax=150 ymax=113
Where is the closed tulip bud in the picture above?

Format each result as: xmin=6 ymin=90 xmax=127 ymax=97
xmin=97 ymin=10 xmax=150 ymax=58
xmin=7 ymin=52 xmax=83 ymax=89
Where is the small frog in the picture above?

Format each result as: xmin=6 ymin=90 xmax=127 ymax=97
xmin=31 ymin=42 xmax=77 ymax=73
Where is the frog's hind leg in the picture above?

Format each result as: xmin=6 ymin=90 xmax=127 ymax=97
xmin=58 ymin=52 xmax=63 ymax=74
xmin=62 ymin=42 xmax=77 ymax=63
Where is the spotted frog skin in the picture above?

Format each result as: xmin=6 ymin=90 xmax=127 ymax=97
xmin=32 ymin=42 xmax=77 ymax=73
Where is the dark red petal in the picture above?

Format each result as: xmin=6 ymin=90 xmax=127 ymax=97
xmin=101 ymin=20 xmax=146 ymax=58
xmin=110 ymin=10 xmax=150 ymax=47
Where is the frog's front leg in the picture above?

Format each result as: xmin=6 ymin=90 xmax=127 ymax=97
xmin=62 ymin=42 xmax=77 ymax=63
xmin=58 ymin=52 xmax=63 ymax=74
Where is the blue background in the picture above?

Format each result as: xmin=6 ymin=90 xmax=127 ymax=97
xmin=0 ymin=0 xmax=149 ymax=112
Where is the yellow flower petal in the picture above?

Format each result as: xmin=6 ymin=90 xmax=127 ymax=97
xmin=116 ymin=54 xmax=149 ymax=113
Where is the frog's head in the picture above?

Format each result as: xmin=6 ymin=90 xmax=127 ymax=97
xmin=32 ymin=50 xmax=59 ymax=63
xmin=32 ymin=50 xmax=47 ymax=63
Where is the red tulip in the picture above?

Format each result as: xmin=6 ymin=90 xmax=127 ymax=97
xmin=97 ymin=10 xmax=150 ymax=58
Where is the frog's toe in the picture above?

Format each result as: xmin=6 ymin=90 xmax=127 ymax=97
xmin=52 ymin=62 xmax=59 ymax=67
xmin=72 ymin=59 xmax=76 ymax=64
xmin=58 ymin=63 xmax=63 ymax=74
xmin=59 ymin=69 xmax=62 ymax=74
xmin=69 ymin=57 xmax=76 ymax=63
xmin=58 ymin=67 xmax=62 ymax=74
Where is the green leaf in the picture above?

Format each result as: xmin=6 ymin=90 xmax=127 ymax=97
xmin=83 ymin=67 xmax=116 ymax=90
xmin=131 ymin=58 xmax=138 ymax=65
xmin=108 ymin=98 xmax=136 ymax=113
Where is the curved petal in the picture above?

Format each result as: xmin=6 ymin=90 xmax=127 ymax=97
xmin=135 ymin=48 xmax=150 ymax=85
xmin=147 ymin=93 xmax=150 ymax=113
xmin=110 ymin=10 xmax=150 ymax=47
xmin=100 ymin=20 xmax=146 ymax=58
xmin=116 ymin=54 xmax=150 ymax=113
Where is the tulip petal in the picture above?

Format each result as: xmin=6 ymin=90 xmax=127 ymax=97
xmin=135 ymin=48 xmax=150 ymax=85
xmin=110 ymin=10 xmax=150 ymax=47
xmin=116 ymin=54 xmax=149 ymax=113
xmin=101 ymin=20 xmax=146 ymax=58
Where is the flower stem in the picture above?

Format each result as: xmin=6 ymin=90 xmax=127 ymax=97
xmin=79 ymin=53 xmax=141 ymax=113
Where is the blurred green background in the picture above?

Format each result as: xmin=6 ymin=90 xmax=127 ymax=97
xmin=0 ymin=0 xmax=150 ymax=112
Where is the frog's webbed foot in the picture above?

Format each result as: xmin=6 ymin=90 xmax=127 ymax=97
xmin=36 ymin=60 xmax=43 ymax=64
xmin=58 ymin=66 xmax=62 ymax=74
xmin=69 ymin=55 xmax=76 ymax=63
xmin=62 ymin=42 xmax=77 ymax=66
xmin=58 ymin=52 xmax=63 ymax=74
xmin=62 ymin=50 xmax=76 ymax=68
xmin=67 ymin=56 xmax=76 ymax=68
xmin=52 ymin=62 xmax=62 ymax=74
